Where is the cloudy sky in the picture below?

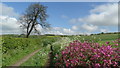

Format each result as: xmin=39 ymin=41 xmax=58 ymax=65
xmin=0 ymin=2 xmax=118 ymax=35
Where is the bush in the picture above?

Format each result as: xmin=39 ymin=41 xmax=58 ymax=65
xmin=55 ymin=39 xmax=120 ymax=68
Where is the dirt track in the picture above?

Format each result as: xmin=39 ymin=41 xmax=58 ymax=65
xmin=8 ymin=49 xmax=41 ymax=68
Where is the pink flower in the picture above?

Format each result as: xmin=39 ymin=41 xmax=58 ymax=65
xmin=94 ymin=63 xmax=101 ymax=67
xmin=106 ymin=42 xmax=110 ymax=44
xmin=55 ymin=54 xmax=58 ymax=57
xmin=66 ymin=62 xmax=70 ymax=67
xmin=115 ymin=44 xmax=118 ymax=46
xmin=62 ymin=51 xmax=66 ymax=55
xmin=55 ymin=39 xmax=120 ymax=68
xmin=103 ymin=60 xmax=107 ymax=63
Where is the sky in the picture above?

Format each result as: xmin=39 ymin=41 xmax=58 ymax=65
xmin=0 ymin=2 xmax=118 ymax=35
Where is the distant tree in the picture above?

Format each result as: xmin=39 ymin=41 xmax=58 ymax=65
xmin=18 ymin=34 xmax=25 ymax=37
xmin=101 ymin=32 xmax=104 ymax=34
xmin=19 ymin=3 xmax=50 ymax=38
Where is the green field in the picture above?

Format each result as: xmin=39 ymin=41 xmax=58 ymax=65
xmin=1 ymin=33 xmax=119 ymax=67
xmin=2 ymin=35 xmax=59 ymax=66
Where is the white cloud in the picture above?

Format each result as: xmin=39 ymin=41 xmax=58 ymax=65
xmin=69 ymin=25 xmax=110 ymax=34
xmin=80 ymin=3 xmax=118 ymax=26
xmin=0 ymin=3 xmax=21 ymax=34
xmin=81 ymin=24 xmax=98 ymax=32
xmin=63 ymin=28 xmax=74 ymax=34
xmin=67 ymin=3 xmax=118 ymax=34
xmin=100 ymin=29 xmax=109 ymax=33
xmin=72 ymin=25 xmax=78 ymax=30
xmin=0 ymin=16 xmax=21 ymax=34
xmin=42 ymin=27 xmax=82 ymax=35
xmin=0 ymin=3 xmax=19 ymax=17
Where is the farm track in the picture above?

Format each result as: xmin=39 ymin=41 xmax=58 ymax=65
xmin=8 ymin=48 xmax=41 ymax=68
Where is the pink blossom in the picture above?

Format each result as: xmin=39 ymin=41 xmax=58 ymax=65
xmin=115 ymin=44 xmax=118 ymax=46
xmin=106 ymin=42 xmax=110 ymax=44
xmin=55 ymin=39 xmax=120 ymax=68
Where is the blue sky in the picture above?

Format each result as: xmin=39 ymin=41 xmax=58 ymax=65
xmin=0 ymin=2 xmax=118 ymax=35
xmin=4 ymin=2 xmax=106 ymax=27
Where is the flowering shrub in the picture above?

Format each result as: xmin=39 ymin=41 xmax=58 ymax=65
xmin=55 ymin=39 xmax=120 ymax=68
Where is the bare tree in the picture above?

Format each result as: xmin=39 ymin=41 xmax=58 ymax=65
xmin=19 ymin=3 xmax=50 ymax=38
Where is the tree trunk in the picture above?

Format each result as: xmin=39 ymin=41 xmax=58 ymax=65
xmin=26 ymin=33 xmax=29 ymax=38
xmin=27 ymin=22 xmax=31 ymax=34
xmin=26 ymin=23 xmax=35 ymax=38
xmin=25 ymin=11 xmax=38 ymax=38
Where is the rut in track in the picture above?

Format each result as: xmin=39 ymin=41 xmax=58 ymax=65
xmin=45 ymin=51 xmax=54 ymax=68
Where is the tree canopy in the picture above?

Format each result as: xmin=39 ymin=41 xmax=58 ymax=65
xmin=19 ymin=3 xmax=50 ymax=38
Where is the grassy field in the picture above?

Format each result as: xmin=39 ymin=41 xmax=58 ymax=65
xmin=2 ymin=35 xmax=59 ymax=66
xmin=1 ymin=33 xmax=119 ymax=67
